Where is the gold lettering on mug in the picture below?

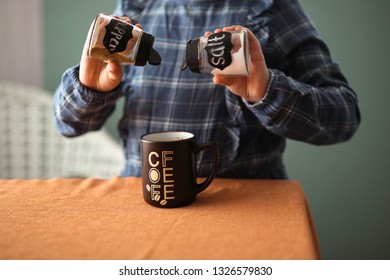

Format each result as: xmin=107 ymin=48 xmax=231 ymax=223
xmin=163 ymin=168 xmax=174 ymax=183
xmin=148 ymin=152 xmax=159 ymax=167
xmin=150 ymin=184 xmax=161 ymax=201
xmin=147 ymin=150 xmax=176 ymax=205
xmin=164 ymin=184 xmax=175 ymax=200
xmin=149 ymin=168 xmax=160 ymax=183
xmin=162 ymin=151 xmax=173 ymax=167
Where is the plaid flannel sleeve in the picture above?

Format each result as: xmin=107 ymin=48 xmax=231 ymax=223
xmin=53 ymin=65 xmax=122 ymax=137
xmin=245 ymin=1 xmax=360 ymax=145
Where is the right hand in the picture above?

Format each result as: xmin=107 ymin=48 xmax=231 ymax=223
xmin=79 ymin=16 xmax=141 ymax=92
xmin=207 ymin=26 xmax=270 ymax=103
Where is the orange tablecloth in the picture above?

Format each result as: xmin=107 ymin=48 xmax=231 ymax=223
xmin=0 ymin=177 xmax=320 ymax=259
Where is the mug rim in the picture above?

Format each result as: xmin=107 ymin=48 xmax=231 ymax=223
xmin=141 ymin=131 xmax=194 ymax=142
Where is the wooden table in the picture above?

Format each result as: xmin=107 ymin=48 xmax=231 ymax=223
xmin=0 ymin=177 xmax=320 ymax=259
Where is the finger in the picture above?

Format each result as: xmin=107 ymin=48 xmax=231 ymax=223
xmin=120 ymin=16 xmax=132 ymax=24
xmin=213 ymin=26 xmax=245 ymax=34
xmin=223 ymin=25 xmax=245 ymax=31
xmin=245 ymin=29 xmax=264 ymax=62
xmin=213 ymin=74 xmax=231 ymax=87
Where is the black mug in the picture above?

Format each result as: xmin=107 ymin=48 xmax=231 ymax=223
xmin=141 ymin=131 xmax=219 ymax=208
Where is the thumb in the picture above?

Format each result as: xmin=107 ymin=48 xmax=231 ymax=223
xmin=106 ymin=62 xmax=123 ymax=84
xmin=213 ymin=74 xmax=230 ymax=86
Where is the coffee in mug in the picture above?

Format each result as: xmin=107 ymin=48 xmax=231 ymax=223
xmin=141 ymin=131 xmax=219 ymax=208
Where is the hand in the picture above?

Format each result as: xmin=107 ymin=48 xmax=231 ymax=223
xmin=79 ymin=16 xmax=142 ymax=92
xmin=206 ymin=26 xmax=270 ymax=103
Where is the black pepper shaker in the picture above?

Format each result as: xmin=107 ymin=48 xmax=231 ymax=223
xmin=87 ymin=14 xmax=161 ymax=66
xmin=182 ymin=30 xmax=251 ymax=76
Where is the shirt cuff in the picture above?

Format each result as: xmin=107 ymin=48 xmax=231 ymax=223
xmin=67 ymin=65 xmax=122 ymax=103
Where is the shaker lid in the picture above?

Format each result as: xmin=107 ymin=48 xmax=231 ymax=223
xmin=135 ymin=32 xmax=161 ymax=66
xmin=185 ymin=38 xmax=201 ymax=73
xmin=148 ymin=48 xmax=161 ymax=66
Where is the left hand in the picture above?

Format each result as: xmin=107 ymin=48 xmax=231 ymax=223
xmin=206 ymin=26 xmax=270 ymax=103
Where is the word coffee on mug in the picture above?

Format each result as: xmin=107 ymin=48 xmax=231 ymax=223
xmin=141 ymin=131 xmax=219 ymax=208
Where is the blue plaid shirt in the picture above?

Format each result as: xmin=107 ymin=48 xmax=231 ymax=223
xmin=54 ymin=0 xmax=360 ymax=179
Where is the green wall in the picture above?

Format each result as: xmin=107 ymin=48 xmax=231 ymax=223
xmin=44 ymin=0 xmax=390 ymax=259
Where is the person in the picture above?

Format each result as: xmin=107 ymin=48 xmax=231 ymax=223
xmin=53 ymin=0 xmax=360 ymax=179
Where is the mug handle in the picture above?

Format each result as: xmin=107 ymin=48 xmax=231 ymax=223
xmin=193 ymin=142 xmax=219 ymax=194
